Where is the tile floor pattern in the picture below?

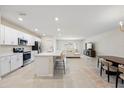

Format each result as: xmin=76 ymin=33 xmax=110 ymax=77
xmin=0 ymin=56 xmax=124 ymax=88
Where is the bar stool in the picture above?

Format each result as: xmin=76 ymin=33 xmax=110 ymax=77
xmin=55 ymin=52 xmax=66 ymax=74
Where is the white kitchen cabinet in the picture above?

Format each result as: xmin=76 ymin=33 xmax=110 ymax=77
xmin=11 ymin=29 xmax=18 ymax=45
xmin=16 ymin=54 xmax=23 ymax=68
xmin=10 ymin=55 xmax=18 ymax=71
xmin=31 ymin=51 xmax=38 ymax=61
xmin=18 ymin=31 xmax=27 ymax=40
xmin=35 ymin=37 xmax=41 ymax=42
xmin=0 ymin=24 xmax=40 ymax=46
xmin=18 ymin=32 xmax=35 ymax=46
xmin=26 ymin=34 xmax=33 ymax=46
xmin=4 ymin=26 xmax=11 ymax=45
xmin=0 ymin=54 xmax=23 ymax=77
xmin=4 ymin=26 xmax=18 ymax=45
xmin=27 ymin=35 xmax=35 ymax=46
xmin=38 ymin=38 xmax=41 ymax=42
xmin=35 ymin=56 xmax=54 ymax=77
xmin=0 ymin=24 xmax=5 ymax=44
xmin=17 ymin=31 xmax=24 ymax=39
xmin=0 ymin=56 xmax=11 ymax=76
xmin=26 ymin=34 xmax=30 ymax=45
xmin=31 ymin=36 xmax=35 ymax=45
xmin=10 ymin=54 xmax=23 ymax=71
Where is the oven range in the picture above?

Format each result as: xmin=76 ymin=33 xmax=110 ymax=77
xmin=13 ymin=48 xmax=31 ymax=66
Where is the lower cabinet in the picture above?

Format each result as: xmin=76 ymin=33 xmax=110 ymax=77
xmin=31 ymin=51 xmax=38 ymax=61
xmin=11 ymin=54 xmax=23 ymax=71
xmin=0 ymin=56 xmax=11 ymax=76
xmin=0 ymin=54 xmax=23 ymax=77
xmin=17 ymin=54 xmax=23 ymax=68
xmin=35 ymin=56 xmax=54 ymax=77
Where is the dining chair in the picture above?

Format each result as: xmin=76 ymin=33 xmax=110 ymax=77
xmin=116 ymin=65 xmax=124 ymax=88
xmin=55 ymin=52 xmax=66 ymax=74
xmin=97 ymin=57 xmax=103 ymax=68
xmin=100 ymin=58 xmax=118 ymax=82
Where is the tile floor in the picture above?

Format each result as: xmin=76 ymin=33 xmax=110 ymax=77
xmin=0 ymin=56 xmax=124 ymax=88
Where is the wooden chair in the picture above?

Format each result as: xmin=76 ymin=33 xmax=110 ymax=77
xmin=55 ymin=52 xmax=66 ymax=74
xmin=116 ymin=65 xmax=124 ymax=88
xmin=100 ymin=58 xmax=118 ymax=82
xmin=97 ymin=57 xmax=103 ymax=68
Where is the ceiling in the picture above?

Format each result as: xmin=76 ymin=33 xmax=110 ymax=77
xmin=0 ymin=5 xmax=124 ymax=38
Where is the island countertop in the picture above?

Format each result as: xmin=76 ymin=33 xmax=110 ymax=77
xmin=35 ymin=51 xmax=62 ymax=57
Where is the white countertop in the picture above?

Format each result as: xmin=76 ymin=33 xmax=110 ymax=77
xmin=0 ymin=53 xmax=22 ymax=58
xmin=35 ymin=51 xmax=62 ymax=57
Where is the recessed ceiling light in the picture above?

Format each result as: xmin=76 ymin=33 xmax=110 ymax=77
xmin=54 ymin=17 xmax=59 ymax=21
xmin=57 ymin=28 xmax=61 ymax=31
xmin=120 ymin=21 xmax=123 ymax=26
xmin=18 ymin=17 xmax=23 ymax=21
xmin=42 ymin=34 xmax=46 ymax=36
xmin=34 ymin=28 xmax=38 ymax=31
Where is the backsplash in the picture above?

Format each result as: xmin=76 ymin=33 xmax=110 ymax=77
xmin=0 ymin=45 xmax=32 ymax=54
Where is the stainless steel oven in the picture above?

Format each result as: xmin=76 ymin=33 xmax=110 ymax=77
xmin=23 ymin=51 xmax=31 ymax=65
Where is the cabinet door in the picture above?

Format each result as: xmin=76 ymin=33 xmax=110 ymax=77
xmin=17 ymin=31 xmax=24 ymax=39
xmin=31 ymin=36 xmax=35 ymax=46
xmin=27 ymin=34 xmax=40 ymax=46
xmin=4 ymin=26 xmax=18 ymax=45
xmin=11 ymin=29 xmax=18 ymax=45
xmin=11 ymin=54 xmax=23 ymax=71
xmin=26 ymin=34 xmax=32 ymax=46
xmin=0 ymin=56 xmax=11 ymax=76
xmin=16 ymin=54 xmax=23 ymax=67
xmin=11 ymin=55 xmax=19 ymax=71
xmin=4 ymin=26 xmax=12 ymax=45
xmin=0 ymin=24 xmax=5 ymax=44
xmin=31 ymin=51 xmax=37 ymax=61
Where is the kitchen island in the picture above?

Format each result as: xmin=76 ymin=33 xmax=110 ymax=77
xmin=34 ymin=51 xmax=62 ymax=77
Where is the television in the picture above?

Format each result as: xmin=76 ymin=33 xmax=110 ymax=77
xmin=85 ymin=42 xmax=93 ymax=49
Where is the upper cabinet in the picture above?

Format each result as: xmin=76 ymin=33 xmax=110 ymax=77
xmin=0 ymin=24 xmax=41 ymax=46
xmin=4 ymin=26 xmax=18 ymax=45
xmin=0 ymin=25 xmax=18 ymax=45
xmin=25 ymin=34 xmax=35 ymax=46
xmin=35 ymin=37 xmax=41 ymax=42
xmin=0 ymin=24 xmax=5 ymax=44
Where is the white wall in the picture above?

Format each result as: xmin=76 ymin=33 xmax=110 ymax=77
xmin=56 ymin=39 xmax=83 ymax=53
xmin=84 ymin=30 xmax=124 ymax=57
xmin=41 ymin=36 xmax=56 ymax=53
xmin=0 ymin=45 xmax=31 ymax=54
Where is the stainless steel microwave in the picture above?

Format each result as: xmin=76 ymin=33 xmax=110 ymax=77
xmin=18 ymin=38 xmax=28 ymax=45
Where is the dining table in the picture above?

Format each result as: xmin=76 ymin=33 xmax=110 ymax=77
xmin=97 ymin=56 xmax=124 ymax=68
xmin=97 ymin=55 xmax=124 ymax=87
